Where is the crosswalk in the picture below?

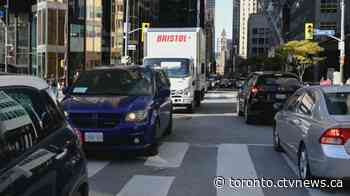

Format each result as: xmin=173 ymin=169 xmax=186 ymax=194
xmin=87 ymin=142 xmax=350 ymax=196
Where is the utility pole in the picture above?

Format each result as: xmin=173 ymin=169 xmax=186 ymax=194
xmin=340 ymin=0 xmax=346 ymax=83
xmin=4 ymin=0 xmax=8 ymax=73
xmin=124 ymin=0 xmax=130 ymax=59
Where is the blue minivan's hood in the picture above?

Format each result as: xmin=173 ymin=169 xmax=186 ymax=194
xmin=62 ymin=95 xmax=153 ymax=113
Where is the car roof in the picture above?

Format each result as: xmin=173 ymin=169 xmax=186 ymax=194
xmin=0 ymin=75 xmax=49 ymax=90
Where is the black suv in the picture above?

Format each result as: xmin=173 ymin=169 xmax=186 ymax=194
xmin=0 ymin=76 xmax=88 ymax=196
xmin=238 ymin=72 xmax=302 ymax=124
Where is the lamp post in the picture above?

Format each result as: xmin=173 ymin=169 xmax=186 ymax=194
xmin=339 ymin=0 xmax=345 ymax=83
xmin=124 ymin=0 xmax=130 ymax=60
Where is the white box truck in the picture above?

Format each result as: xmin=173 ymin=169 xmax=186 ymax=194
xmin=143 ymin=28 xmax=206 ymax=112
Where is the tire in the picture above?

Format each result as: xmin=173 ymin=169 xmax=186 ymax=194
xmin=244 ymin=104 xmax=255 ymax=124
xmin=187 ymin=102 xmax=195 ymax=113
xmin=273 ymin=125 xmax=284 ymax=152
xmin=163 ymin=109 xmax=173 ymax=136
xmin=238 ymin=100 xmax=244 ymax=116
xmin=195 ymin=91 xmax=201 ymax=107
xmin=298 ymin=145 xmax=313 ymax=180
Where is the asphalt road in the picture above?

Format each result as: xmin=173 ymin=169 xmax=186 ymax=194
xmin=86 ymin=90 xmax=350 ymax=196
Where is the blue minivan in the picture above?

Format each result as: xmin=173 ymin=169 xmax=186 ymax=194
xmin=62 ymin=66 xmax=173 ymax=155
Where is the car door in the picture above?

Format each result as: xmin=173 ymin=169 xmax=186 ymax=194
xmin=0 ymin=87 xmax=85 ymax=196
xmin=155 ymin=71 xmax=172 ymax=135
xmin=289 ymin=91 xmax=315 ymax=158
xmin=278 ymin=91 xmax=303 ymax=153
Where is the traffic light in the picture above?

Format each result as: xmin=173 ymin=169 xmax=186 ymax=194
xmin=141 ymin=22 xmax=150 ymax=42
xmin=305 ymin=23 xmax=314 ymax=40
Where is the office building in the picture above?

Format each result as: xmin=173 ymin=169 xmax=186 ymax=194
xmin=239 ymin=0 xmax=258 ymax=58
xmin=247 ymin=14 xmax=271 ymax=57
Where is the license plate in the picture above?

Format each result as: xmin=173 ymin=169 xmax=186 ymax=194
xmin=85 ymin=132 xmax=103 ymax=143
xmin=276 ymin=94 xmax=287 ymax=99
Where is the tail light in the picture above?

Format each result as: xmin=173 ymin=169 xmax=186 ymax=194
xmin=320 ymin=128 xmax=350 ymax=145
xmin=74 ymin=128 xmax=84 ymax=146
xmin=251 ymin=85 xmax=264 ymax=95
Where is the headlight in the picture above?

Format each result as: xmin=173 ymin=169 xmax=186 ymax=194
xmin=183 ymin=88 xmax=192 ymax=96
xmin=64 ymin=111 xmax=69 ymax=117
xmin=125 ymin=110 xmax=148 ymax=122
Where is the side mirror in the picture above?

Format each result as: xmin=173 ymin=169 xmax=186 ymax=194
xmin=159 ymin=88 xmax=170 ymax=97
xmin=192 ymin=81 xmax=196 ymax=86
xmin=62 ymin=87 xmax=68 ymax=95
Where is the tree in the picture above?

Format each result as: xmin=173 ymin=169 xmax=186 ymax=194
xmin=277 ymin=40 xmax=326 ymax=81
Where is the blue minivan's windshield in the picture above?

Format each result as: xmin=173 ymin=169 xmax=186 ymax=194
xmin=70 ymin=69 xmax=153 ymax=96
xmin=144 ymin=58 xmax=190 ymax=78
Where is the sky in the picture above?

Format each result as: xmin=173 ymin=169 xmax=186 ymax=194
xmin=215 ymin=0 xmax=233 ymax=51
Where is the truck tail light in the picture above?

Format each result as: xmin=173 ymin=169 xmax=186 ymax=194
xmin=320 ymin=128 xmax=350 ymax=145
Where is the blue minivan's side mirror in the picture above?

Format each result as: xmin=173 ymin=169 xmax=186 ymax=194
xmin=62 ymin=87 xmax=69 ymax=95
xmin=159 ymin=88 xmax=171 ymax=97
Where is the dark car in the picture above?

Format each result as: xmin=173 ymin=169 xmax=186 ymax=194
xmin=238 ymin=72 xmax=302 ymax=124
xmin=0 ymin=76 xmax=88 ymax=196
xmin=62 ymin=66 xmax=173 ymax=155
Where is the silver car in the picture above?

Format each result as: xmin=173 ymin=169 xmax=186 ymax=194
xmin=274 ymin=85 xmax=350 ymax=180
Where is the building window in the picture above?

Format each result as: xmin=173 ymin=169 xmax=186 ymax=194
xmin=320 ymin=0 xmax=337 ymax=13
xmin=253 ymin=28 xmax=258 ymax=34
xmin=320 ymin=21 xmax=337 ymax=30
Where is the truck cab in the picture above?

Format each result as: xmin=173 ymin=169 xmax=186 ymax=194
xmin=144 ymin=57 xmax=199 ymax=112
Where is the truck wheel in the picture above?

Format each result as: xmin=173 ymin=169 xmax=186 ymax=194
xmin=187 ymin=102 xmax=195 ymax=113
xmin=195 ymin=91 xmax=201 ymax=107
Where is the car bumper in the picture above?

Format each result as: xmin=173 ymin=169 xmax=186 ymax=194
xmin=77 ymin=124 xmax=155 ymax=151
xmin=249 ymin=102 xmax=278 ymax=116
xmin=309 ymin=145 xmax=350 ymax=178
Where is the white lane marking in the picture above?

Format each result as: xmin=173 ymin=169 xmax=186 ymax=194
xmin=87 ymin=160 xmax=110 ymax=178
xmin=116 ymin=175 xmax=175 ymax=196
xmin=281 ymin=153 xmax=349 ymax=196
xmin=217 ymin=144 xmax=265 ymax=196
xmin=174 ymin=113 xmax=237 ymax=117
xmin=145 ymin=142 xmax=189 ymax=168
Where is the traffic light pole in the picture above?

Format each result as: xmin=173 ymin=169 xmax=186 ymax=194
xmin=124 ymin=0 xmax=130 ymax=60
xmin=339 ymin=0 xmax=345 ymax=83
xmin=4 ymin=0 xmax=8 ymax=73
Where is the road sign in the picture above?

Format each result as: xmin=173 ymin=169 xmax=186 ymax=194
xmin=314 ymin=29 xmax=335 ymax=36
xmin=128 ymin=44 xmax=136 ymax=51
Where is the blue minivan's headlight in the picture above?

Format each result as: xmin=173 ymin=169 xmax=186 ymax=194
xmin=125 ymin=110 xmax=148 ymax=122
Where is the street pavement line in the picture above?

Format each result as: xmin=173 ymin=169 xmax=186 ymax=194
xmin=145 ymin=142 xmax=189 ymax=168
xmin=115 ymin=175 xmax=175 ymax=196
xmin=87 ymin=160 xmax=110 ymax=178
xmin=217 ymin=144 xmax=264 ymax=196
xmin=281 ymin=153 xmax=348 ymax=196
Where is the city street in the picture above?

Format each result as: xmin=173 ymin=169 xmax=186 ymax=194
xmin=86 ymin=90 xmax=350 ymax=196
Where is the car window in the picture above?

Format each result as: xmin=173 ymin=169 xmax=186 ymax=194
xmin=297 ymin=92 xmax=315 ymax=116
xmin=284 ymin=93 xmax=301 ymax=112
xmin=0 ymin=88 xmax=63 ymax=170
xmin=324 ymin=92 xmax=350 ymax=115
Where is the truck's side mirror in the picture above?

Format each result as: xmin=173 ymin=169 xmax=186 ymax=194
xmin=192 ymin=81 xmax=196 ymax=86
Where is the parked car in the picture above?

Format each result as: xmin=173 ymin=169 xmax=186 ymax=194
xmin=62 ymin=65 xmax=173 ymax=156
xmin=0 ymin=75 xmax=88 ymax=196
xmin=274 ymin=85 xmax=350 ymax=180
xmin=238 ymin=72 xmax=302 ymax=124
xmin=219 ymin=79 xmax=231 ymax=88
